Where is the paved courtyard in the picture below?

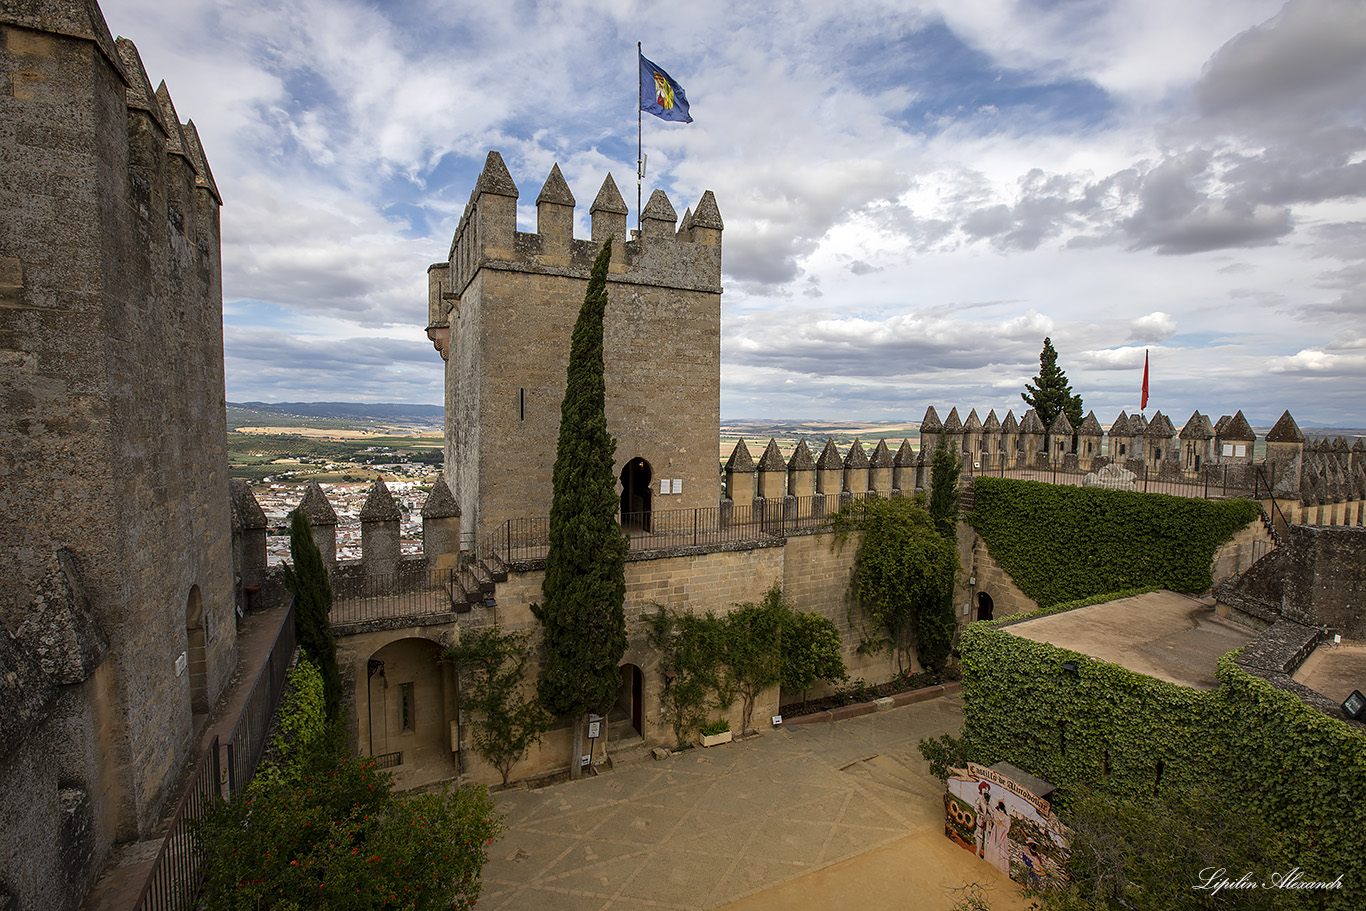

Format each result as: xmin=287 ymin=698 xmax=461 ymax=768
xmin=479 ymin=695 xmax=1029 ymax=911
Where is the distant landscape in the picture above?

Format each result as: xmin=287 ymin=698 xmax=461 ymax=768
xmin=224 ymin=402 xmax=1364 ymax=483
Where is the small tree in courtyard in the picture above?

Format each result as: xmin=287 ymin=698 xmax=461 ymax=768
xmin=532 ymin=239 xmax=629 ymax=779
xmin=445 ymin=628 xmax=550 ymax=787
xmin=1021 ymin=336 xmax=1083 ymax=449
xmin=724 ymin=586 xmax=786 ymax=736
xmin=779 ymin=608 xmax=846 ymax=709
xmin=282 ymin=510 xmax=342 ymax=720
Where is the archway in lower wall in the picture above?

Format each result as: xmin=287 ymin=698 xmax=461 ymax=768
xmin=361 ymin=637 xmax=456 ymax=788
xmin=976 ymin=591 xmax=995 ymax=622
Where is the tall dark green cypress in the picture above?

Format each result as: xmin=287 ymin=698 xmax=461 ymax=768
xmin=532 ymin=239 xmax=628 ymax=778
xmin=281 ymin=510 xmax=342 ymax=720
xmin=1021 ymin=336 xmax=1084 ymax=447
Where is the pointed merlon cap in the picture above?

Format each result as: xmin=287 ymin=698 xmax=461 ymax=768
xmin=182 ymin=120 xmax=222 ymax=204
xmin=115 ymin=39 xmax=166 ymax=130
xmin=844 ymin=438 xmax=870 ymax=469
xmin=964 ymin=409 xmax=982 ymax=432
xmin=420 ymin=477 xmax=460 ymax=519
xmin=869 ymin=439 xmax=894 ymax=468
xmin=1110 ymin=411 xmax=1130 ymax=435
xmin=691 ymin=190 xmax=724 ymax=230
xmin=1021 ymin=410 xmax=1045 ymax=434
xmin=536 ymin=163 xmax=575 ymax=206
xmin=229 ymin=479 xmax=268 ymax=531
xmin=757 ymin=438 xmax=787 ymax=472
xmin=642 ymin=189 xmax=677 ymax=224
xmin=1001 ymin=410 xmax=1019 ymax=433
xmin=1048 ymin=411 xmax=1073 ymax=436
xmin=590 ymin=173 xmax=629 ymax=215
xmin=725 ymin=439 xmax=756 ymax=473
xmin=920 ymin=406 xmax=943 ymax=432
xmin=475 ymin=151 xmax=519 ymax=198
xmin=360 ymin=480 xmax=402 ymax=522
xmin=296 ymin=481 xmax=338 ymax=527
xmin=1180 ymin=411 xmax=1214 ymax=440
xmin=1334 ymin=435 xmax=1350 ymax=453
xmin=1130 ymin=412 xmax=1148 ymax=433
xmin=155 ymin=83 xmax=189 ymax=158
xmin=1145 ymin=412 xmax=1175 ymax=437
xmin=679 ymin=207 xmax=694 ymax=232
xmin=943 ymin=408 xmax=963 ymax=434
xmin=1221 ymin=410 xmax=1256 ymax=442
xmin=1079 ymin=411 xmax=1103 ymax=436
xmin=817 ymin=438 xmax=843 ymax=471
xmin=788 ymin=437 xmax=816 ymax=471
xmin=6 ymin=0 xmax=125 ymax=84
xmin=1266 ymin=411 xmax=1305 ymax=443
xmin=894 ymin=439 xmax=916 ymax=467
xmin=1213 ymin=415 xmax=1231 ymax=437
xmin=983 ymin=410 xmax=1001 ymax=432
xmin=0 ymin=617 xmax=59 ymax=757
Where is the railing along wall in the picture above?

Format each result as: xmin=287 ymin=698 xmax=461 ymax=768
xmin=961 ymin=459 xmax=1256 ymax=500
xmin=131 ymin=736 xmax=220 ymax=911
xmin=329 ymin=566 xmax=461 ymax=625
xmin=225 ymin=602 xmax=298 ymax=795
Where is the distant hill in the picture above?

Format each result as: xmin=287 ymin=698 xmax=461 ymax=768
xmin=228 ymin=401 xmax=444 ymax=430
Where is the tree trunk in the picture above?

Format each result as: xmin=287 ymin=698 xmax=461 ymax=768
xmin=570 ymin=713 xmax=585 ymax=780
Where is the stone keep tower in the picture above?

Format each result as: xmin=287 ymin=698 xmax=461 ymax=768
xmin=427 ymin=153 xmax=723 ymax=547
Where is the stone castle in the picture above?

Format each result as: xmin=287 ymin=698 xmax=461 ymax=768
xmin=2 ymin=3 xmax=1364 ymax=910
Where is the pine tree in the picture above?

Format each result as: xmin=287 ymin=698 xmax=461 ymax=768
xmin=532 ymin=239 xmax=628 ymax=779
xmin=1021 ymin=337 xmax=1084 ymax=448
xmin=928 ymin=436 xmax=961 ymax=539
xmin=281 ymin=510 xmax=342 ymax=720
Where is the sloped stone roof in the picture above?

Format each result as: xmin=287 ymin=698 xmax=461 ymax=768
xmin=421 ymin=478 xmax=460 ymax=519
xmin=691 ymin=190 xmax=724 ymax=230
xmin=894 ymin=439 xmax=916 ymax=467
xmin=297 ymin=481 xmax=339 ymax=526
xmin=920 ymin=406 xmax=942 ymax=432
xmin=1020 ymin=410 xmax=1045 ymax=434
xmin=1110 ymin=411 xmax=1130 ymax=435
xmin=1000 ymin=411 xmax=1019 ymax=433
xmin=943 ymin=408 xmax=963 ymax=434
xmin=590 ymin=173 xmax=629 ymax=214
xmin=230 ymin=479 xmax=267 ymax=530
xmin=1266 ymin=410 xmax=1305 ymax=443
xmin=844 ymin=438 xmax=870 ymax=469
xmin=642 ymin=189 xmax=677 ymax=223
xmin=536 ymin=163 xmax=575 ymax=206
xmin=1048 ymin=412 xmax=1074 ymax=436
xmin=725 ymin=439 xmax=755 ymax=473
xmin=757 ymin=439 xmax=786 ymax=472
xmin=817 ymin=438 xmax=843 ymax=471
xmin=983 ymin=410 xmax=1000 ymax=432
xmin=787 ymin=437 xmax=816 ymax=471
xmin=475 ymin=150 xmax=518 ymax=198
xmin=869 ymin=439 xmax=894 ymax=468
xmin=360 ymin=480 xmax=403 ymax=522
xmin=1179 ymin=411 xmax=1215 ymax=440
xmin=1145 ymin=412 xmax=1175 ymax=437
xmin=963 ymin=409 xmax=982 ymax=431
xmin=1078 ymin=411 xmax=1104 ymax=436
xmin=11 ymin=550 xmax=108 ymax=686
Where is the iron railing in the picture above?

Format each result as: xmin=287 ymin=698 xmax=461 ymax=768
xmin=131 ymin=736 xmax=220 ymax=911
xmin=225 ymin=602 xmax=298 ymax=795
xmin=329 ymin=567 xmax=461 ymax=625
xmin=479 ymin=493 xmax=887 ymax=564
xmin=961 ymin=459 xmax=1257 ymax=500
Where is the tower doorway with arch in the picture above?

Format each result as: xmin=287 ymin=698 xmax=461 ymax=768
xmin=976 ymin=592 xmax=995 ymax=622
xmin=620 ymin=457 xmax=652 ymax=532
xmin=614 ymin=663 xmax=644 ymax=739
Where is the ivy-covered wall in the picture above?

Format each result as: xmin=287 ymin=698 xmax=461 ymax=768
xmin=968 ymin=477 xmax=1262 ymax=607
xmin=960 ymin=620 xmax=1366 ymax=908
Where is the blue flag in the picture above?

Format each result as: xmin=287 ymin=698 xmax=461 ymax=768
xmin=640 ymin=54 xmax=692 ymax=123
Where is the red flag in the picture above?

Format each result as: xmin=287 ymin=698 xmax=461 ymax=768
xmin=1141 ymin=349 xmax=1149 ymax=410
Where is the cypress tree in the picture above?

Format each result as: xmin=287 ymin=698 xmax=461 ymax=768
xmin=281 ymin=510 xmax=342 ymax=720
xmin=1021 ymin=336 xmax=1084 ymax=448
xmin=928 ymin=436 xmax=961 ymax=539
xmin=532 ymin=239 xmax=628 ymax=779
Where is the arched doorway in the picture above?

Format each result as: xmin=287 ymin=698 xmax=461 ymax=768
xmin=976 ymin=591 xmax=995 ymax=622
xmin=185 ymin=585 xmax=208 ymax=713
xmin=620 ymin=457 xmax=652 ymax=531
xmin=614 ymin=663 xmax=644 ymax=738
xmin=362 ymin=638 xmax=456 ymax=787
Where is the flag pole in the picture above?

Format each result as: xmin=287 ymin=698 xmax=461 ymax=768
xmin=637 ymin=41 xmax=643 ymax=234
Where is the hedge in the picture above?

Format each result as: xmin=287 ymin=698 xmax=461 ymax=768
xmin=968 ymin=477 xmax=1261 ymax=607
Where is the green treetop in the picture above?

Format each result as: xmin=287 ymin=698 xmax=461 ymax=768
xmin=1021 ymin=336 xmax=1083 ymax=445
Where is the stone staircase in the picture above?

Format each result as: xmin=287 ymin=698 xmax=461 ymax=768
xmin=452 ymin=553 xmax=508 ymax=611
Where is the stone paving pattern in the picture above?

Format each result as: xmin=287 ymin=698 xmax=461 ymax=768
xmin=480 ymin=695 xmax=1028 ymax=911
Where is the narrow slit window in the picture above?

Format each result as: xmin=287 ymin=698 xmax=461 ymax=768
xmin=519 ymin=388 xmax=525 ymax=421
xmin=400 ymin=682 xmax=414 ymax=731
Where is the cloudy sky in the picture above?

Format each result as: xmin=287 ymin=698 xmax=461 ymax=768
xmin=99 ymin=0 xmax=1366 ymax=426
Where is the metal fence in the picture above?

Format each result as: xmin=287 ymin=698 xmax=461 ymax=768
xmin=329 ymin=566 xmax=461 ymax=625
xmin=963 ymin=460 xmax=1257 ymax=500
xmin=132 ymin=736 xmax=220 ymax=911
xmin=224 ymin=603 xmax=297 ymax=796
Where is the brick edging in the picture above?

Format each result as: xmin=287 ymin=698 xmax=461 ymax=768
xmin=782 ymin=681 xmax=962 ymax=726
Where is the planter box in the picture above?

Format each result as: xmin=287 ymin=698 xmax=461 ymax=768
xmin=700 ymin=730 xmax=733 ymax=747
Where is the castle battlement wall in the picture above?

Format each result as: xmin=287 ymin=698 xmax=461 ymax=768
xmin=2 ymin=3 xmax=233 ymax=907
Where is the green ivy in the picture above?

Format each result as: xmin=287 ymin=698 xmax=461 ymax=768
xmin=444 ymin=628 xmax=550 ymax=787
xmin=968 ymin=477 xmax=1261 ymax=607
xmin=959 ymin=619 xmax=1366 ymax=909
